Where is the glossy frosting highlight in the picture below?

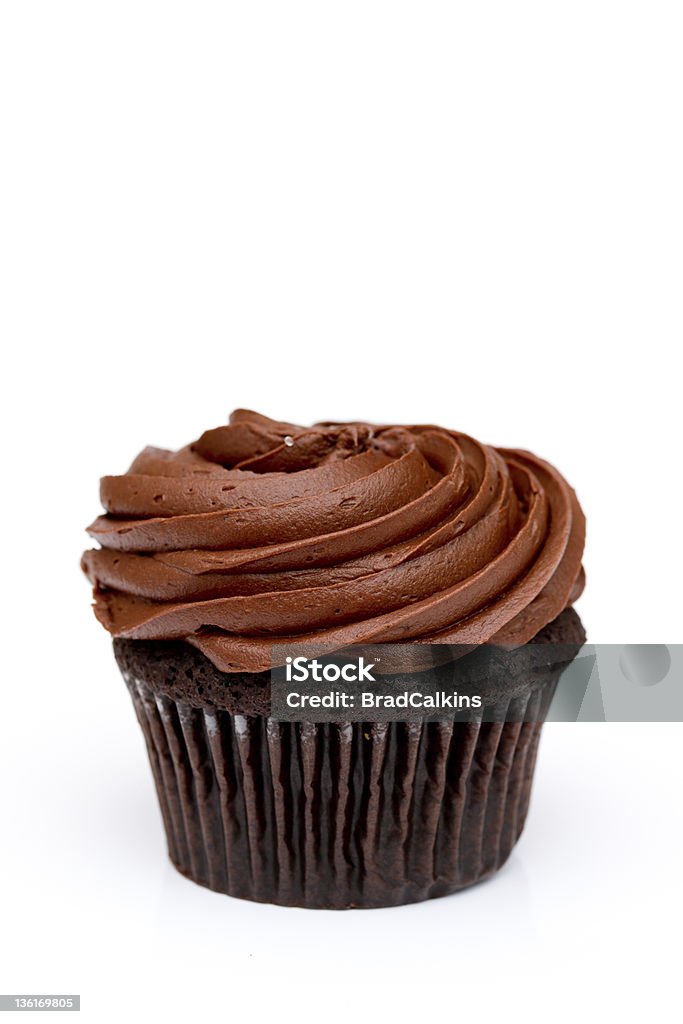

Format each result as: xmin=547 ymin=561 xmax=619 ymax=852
xmin=83 ymin=410 xmax=585 ymax=672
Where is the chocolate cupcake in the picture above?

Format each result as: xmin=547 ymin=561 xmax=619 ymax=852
xmin=83 ymin=410 xmax=586 ymax=908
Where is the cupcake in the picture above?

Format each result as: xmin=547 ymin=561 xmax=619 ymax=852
xmin=82 ymin=410 xmax=586 ymax=908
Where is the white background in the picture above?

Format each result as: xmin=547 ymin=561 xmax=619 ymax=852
xmin=1 ymin=2 xmax=681 ymax=1022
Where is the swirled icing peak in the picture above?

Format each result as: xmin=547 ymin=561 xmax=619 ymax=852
xmin=83 ymin=409 xmax=585 ymax=672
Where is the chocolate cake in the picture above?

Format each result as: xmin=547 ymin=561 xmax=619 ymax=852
xmin=83 ymin=410 xmax=586 ymax=908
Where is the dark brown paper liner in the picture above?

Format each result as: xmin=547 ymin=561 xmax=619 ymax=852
xmin=123 ymin=669 xmax=555 ymax=909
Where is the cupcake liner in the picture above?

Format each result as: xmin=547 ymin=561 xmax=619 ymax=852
xmin=124 ymin=670 xmax=555 ymax=908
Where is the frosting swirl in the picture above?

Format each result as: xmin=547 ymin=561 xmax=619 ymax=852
xmin=83 ymin=409 xmax=585 ymax=672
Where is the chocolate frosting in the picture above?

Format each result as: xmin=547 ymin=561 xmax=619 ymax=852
xmin=83 ymin=410 xmax=585 ymax=673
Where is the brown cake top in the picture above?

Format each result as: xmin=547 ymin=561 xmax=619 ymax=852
xmin=83 ymin=409 xmax=585 ymax=672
